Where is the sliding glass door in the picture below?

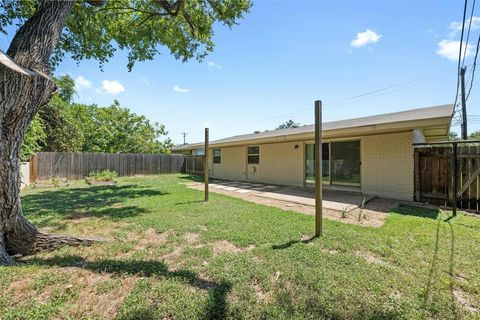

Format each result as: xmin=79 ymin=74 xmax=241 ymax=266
xmin=305 ymin=143 xmax=329 ymax=184
xmin=305 ymin=141 xmax=360 ymax=187
xmin=331 ymin=141 xmax=360 ymax=186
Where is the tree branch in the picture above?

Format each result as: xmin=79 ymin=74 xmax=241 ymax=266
xmin=7 ymin=0 xmax=75 ymax=73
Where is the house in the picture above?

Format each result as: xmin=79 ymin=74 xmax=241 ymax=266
xmin=172 ymin=104 xmax=453 ymax=201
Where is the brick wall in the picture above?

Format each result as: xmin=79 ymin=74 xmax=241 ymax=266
xmin=361 ymin=132 xmax=414 ymax=200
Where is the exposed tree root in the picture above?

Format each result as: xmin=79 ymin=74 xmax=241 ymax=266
xmin=0 ymin=245 xmax=14 ymax=266
xmin=0 ymin=216 xmax=102 ymax=266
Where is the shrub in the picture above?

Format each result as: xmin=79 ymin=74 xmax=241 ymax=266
xmin=87 ymin=169 xmax=118 ymax=183
xmin=50 ymin=177 xmax=60 ymax=188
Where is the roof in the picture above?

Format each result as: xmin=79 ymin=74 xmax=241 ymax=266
xmin=173 ymin=104 xmax=454 ymax=151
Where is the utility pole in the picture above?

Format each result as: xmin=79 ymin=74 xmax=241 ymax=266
xmin=460 ymin=66 xmax=468 ymax=140
xmin=181 ymin=132 xmax=188 ymax=145
xmin=314 ymin=100 xmax=323 ymax=237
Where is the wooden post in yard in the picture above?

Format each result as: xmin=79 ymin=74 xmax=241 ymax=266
xmin=204 ymin=128 xmax=209 ymax=202
xmin=452 ymin=142 xmax=458 ymax=216
xmin=314 ymin=100 xmax=323 ymax=237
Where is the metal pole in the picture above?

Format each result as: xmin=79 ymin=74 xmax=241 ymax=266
xmin=452 ymin=142 xmax=458 ymax=216
xmin=460 ymin=67 xmax=468 ymax=140
xmin=314 ymin=100 xmax=323 ymax=237
xmin=204 ymin=128 xmax=209 ymax=202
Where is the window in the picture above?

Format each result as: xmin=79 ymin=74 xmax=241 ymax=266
xmin=247 ymin=146 xmax=260 ymax=164
xmin=213 ymin=149 xmax=221 ymax=164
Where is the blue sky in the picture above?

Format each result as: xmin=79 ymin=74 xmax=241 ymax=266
xmin=3 ymin=0 xmax=480 ymax=144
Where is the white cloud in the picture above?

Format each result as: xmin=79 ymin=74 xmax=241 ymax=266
xmin=450 ymin=16 xmax=480 ymax=35
xmin=436 ymin=39 xmax=474 ymax=61
xmin=350 ymin=29 xmax=382 ymax=48
xmin=102 ymin=80 xmax=125 ymax=94
xmin=173 ymin=85 xmax=189 ymax=93
xmin=74 ymin=76 xmax=92 ymax=91
xmin=207 ymin=61 xmax=221 ymax=69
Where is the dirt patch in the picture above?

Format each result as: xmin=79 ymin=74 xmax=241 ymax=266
xmin=161 ymin=247 xmax=183 ymax=269
xmin=187 ymin=183 xmax=391 ymax=227
xmin=6 ymin=268 xmax=138 ymax=319
xmin=355 ymin=250 xmax=385 ymax=264
xmin=211 ymin=240 xmax=255 ymax=255
xmin=453 ymin=289 xmax=479 ymax=313
xmin=5 ymin=275 xmax=35 ymax=303
xmin=185 ymin=232 xmax=199 ymax=243
xmin=321 ymin=248 xmax=338 ymax=255
xmin=119 ymin=229 xmax=171 ymax=258
xmin=252 ymin=281 xmax=272 ymax=303
xmin=66 ymin=271 xmax=138 ymax=319
xmin=143 ymin=228 xmax=169 ymax=243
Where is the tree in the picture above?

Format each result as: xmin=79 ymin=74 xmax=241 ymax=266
xmin=469 ymin=130 xmax=480 ymax=140
xmin=20 ymin=116 xmax=46 ymax=162
xmin=449 ymin=131 xmax=459 ymax=141
xmin=0 ymin=0 xmax=250 ymax=265
xmin=71 ymin=100 xmax=173 ymax=154
xmin=38 ymin=75 xmax=85 ymax=152
xmin=276 ymin=120 xmax=300 ymax=130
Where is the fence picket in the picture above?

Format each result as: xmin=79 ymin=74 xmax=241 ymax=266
xmin=31 ymin=152 xmax=204 ymax=181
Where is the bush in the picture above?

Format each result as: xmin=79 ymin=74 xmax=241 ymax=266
xmin=87 ymin=170 xmax=118 ymax=184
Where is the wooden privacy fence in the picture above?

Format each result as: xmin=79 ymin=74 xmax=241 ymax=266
xmin=414 ymin=142 xmax=480 ymax=211
xmin=184 ymin=155 xmax=205 ymax=176
xmin=30 ymin=152 xmax=188 ymax=181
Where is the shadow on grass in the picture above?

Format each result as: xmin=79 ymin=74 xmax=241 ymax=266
xmin=24 ymin=255 xmax=232 ymax=319
xmin=179 ymin=174 xmax=204 ymax=183
xmin=423 ymin=219 xmax=460 ymax=319
xmin=22 ymin=184 xmax=168 ymax=220
xmin=392 ymin=205 xmax=441 ymax=220
xmin=272 ymin=236 xmax=316 ymax=250
xmin=175 ymin=200 xmax=205 ymax=205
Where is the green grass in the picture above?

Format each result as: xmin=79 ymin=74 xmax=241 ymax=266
xmin=1 ymin=174 xmax=479 ymax=319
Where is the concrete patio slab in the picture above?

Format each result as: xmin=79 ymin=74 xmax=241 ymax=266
xmin=208 ymin=180 xmax=374 ymax=212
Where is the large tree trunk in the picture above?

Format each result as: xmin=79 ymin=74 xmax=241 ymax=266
xmin=0 ymin=0 xmax=97 ymax=265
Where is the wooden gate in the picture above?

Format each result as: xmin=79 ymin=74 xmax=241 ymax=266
xmin=414 ymin=143 xmax=480 ymax=211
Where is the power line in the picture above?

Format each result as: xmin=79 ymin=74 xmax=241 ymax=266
xmin=246 ymin=68 xmax=456 ymax=126
xmin=462 ymin=0 xmax=476 ymax=68
xmin=453 ymin=0 xmax=469 ymax=113
xmin=466 ymin=32 xmax=480 ymax=100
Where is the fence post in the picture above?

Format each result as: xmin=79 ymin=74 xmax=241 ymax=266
xmin=29 ymin=154 xmax=37 ymax=183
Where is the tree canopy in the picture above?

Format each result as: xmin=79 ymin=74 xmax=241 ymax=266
xmin=1 ymin=0 xmax=251 ymax=70
xmin=21 ymin=75 xmax=172 ymax=160
xmin=276 ymin=120 xmax=300 ymax=130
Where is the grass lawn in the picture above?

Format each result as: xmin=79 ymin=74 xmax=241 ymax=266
xmin=1 ymin=174 xmax=479 ymax=319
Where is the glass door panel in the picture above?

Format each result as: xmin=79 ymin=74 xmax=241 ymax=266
xmin=331 ymin=141 xmax=360 ymax=186
xmin=305 ymin=143 xmax=329 ymax=184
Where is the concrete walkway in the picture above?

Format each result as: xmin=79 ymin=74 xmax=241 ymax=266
xmin=207 ymin=180 xmax=374 ymax=212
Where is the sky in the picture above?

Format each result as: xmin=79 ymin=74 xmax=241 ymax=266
xmin=2 ymin=0 xmax=480 ymax=145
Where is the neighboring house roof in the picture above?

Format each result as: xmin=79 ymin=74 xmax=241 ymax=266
xmin=173 ymin=104 xmax=454 ymax=151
